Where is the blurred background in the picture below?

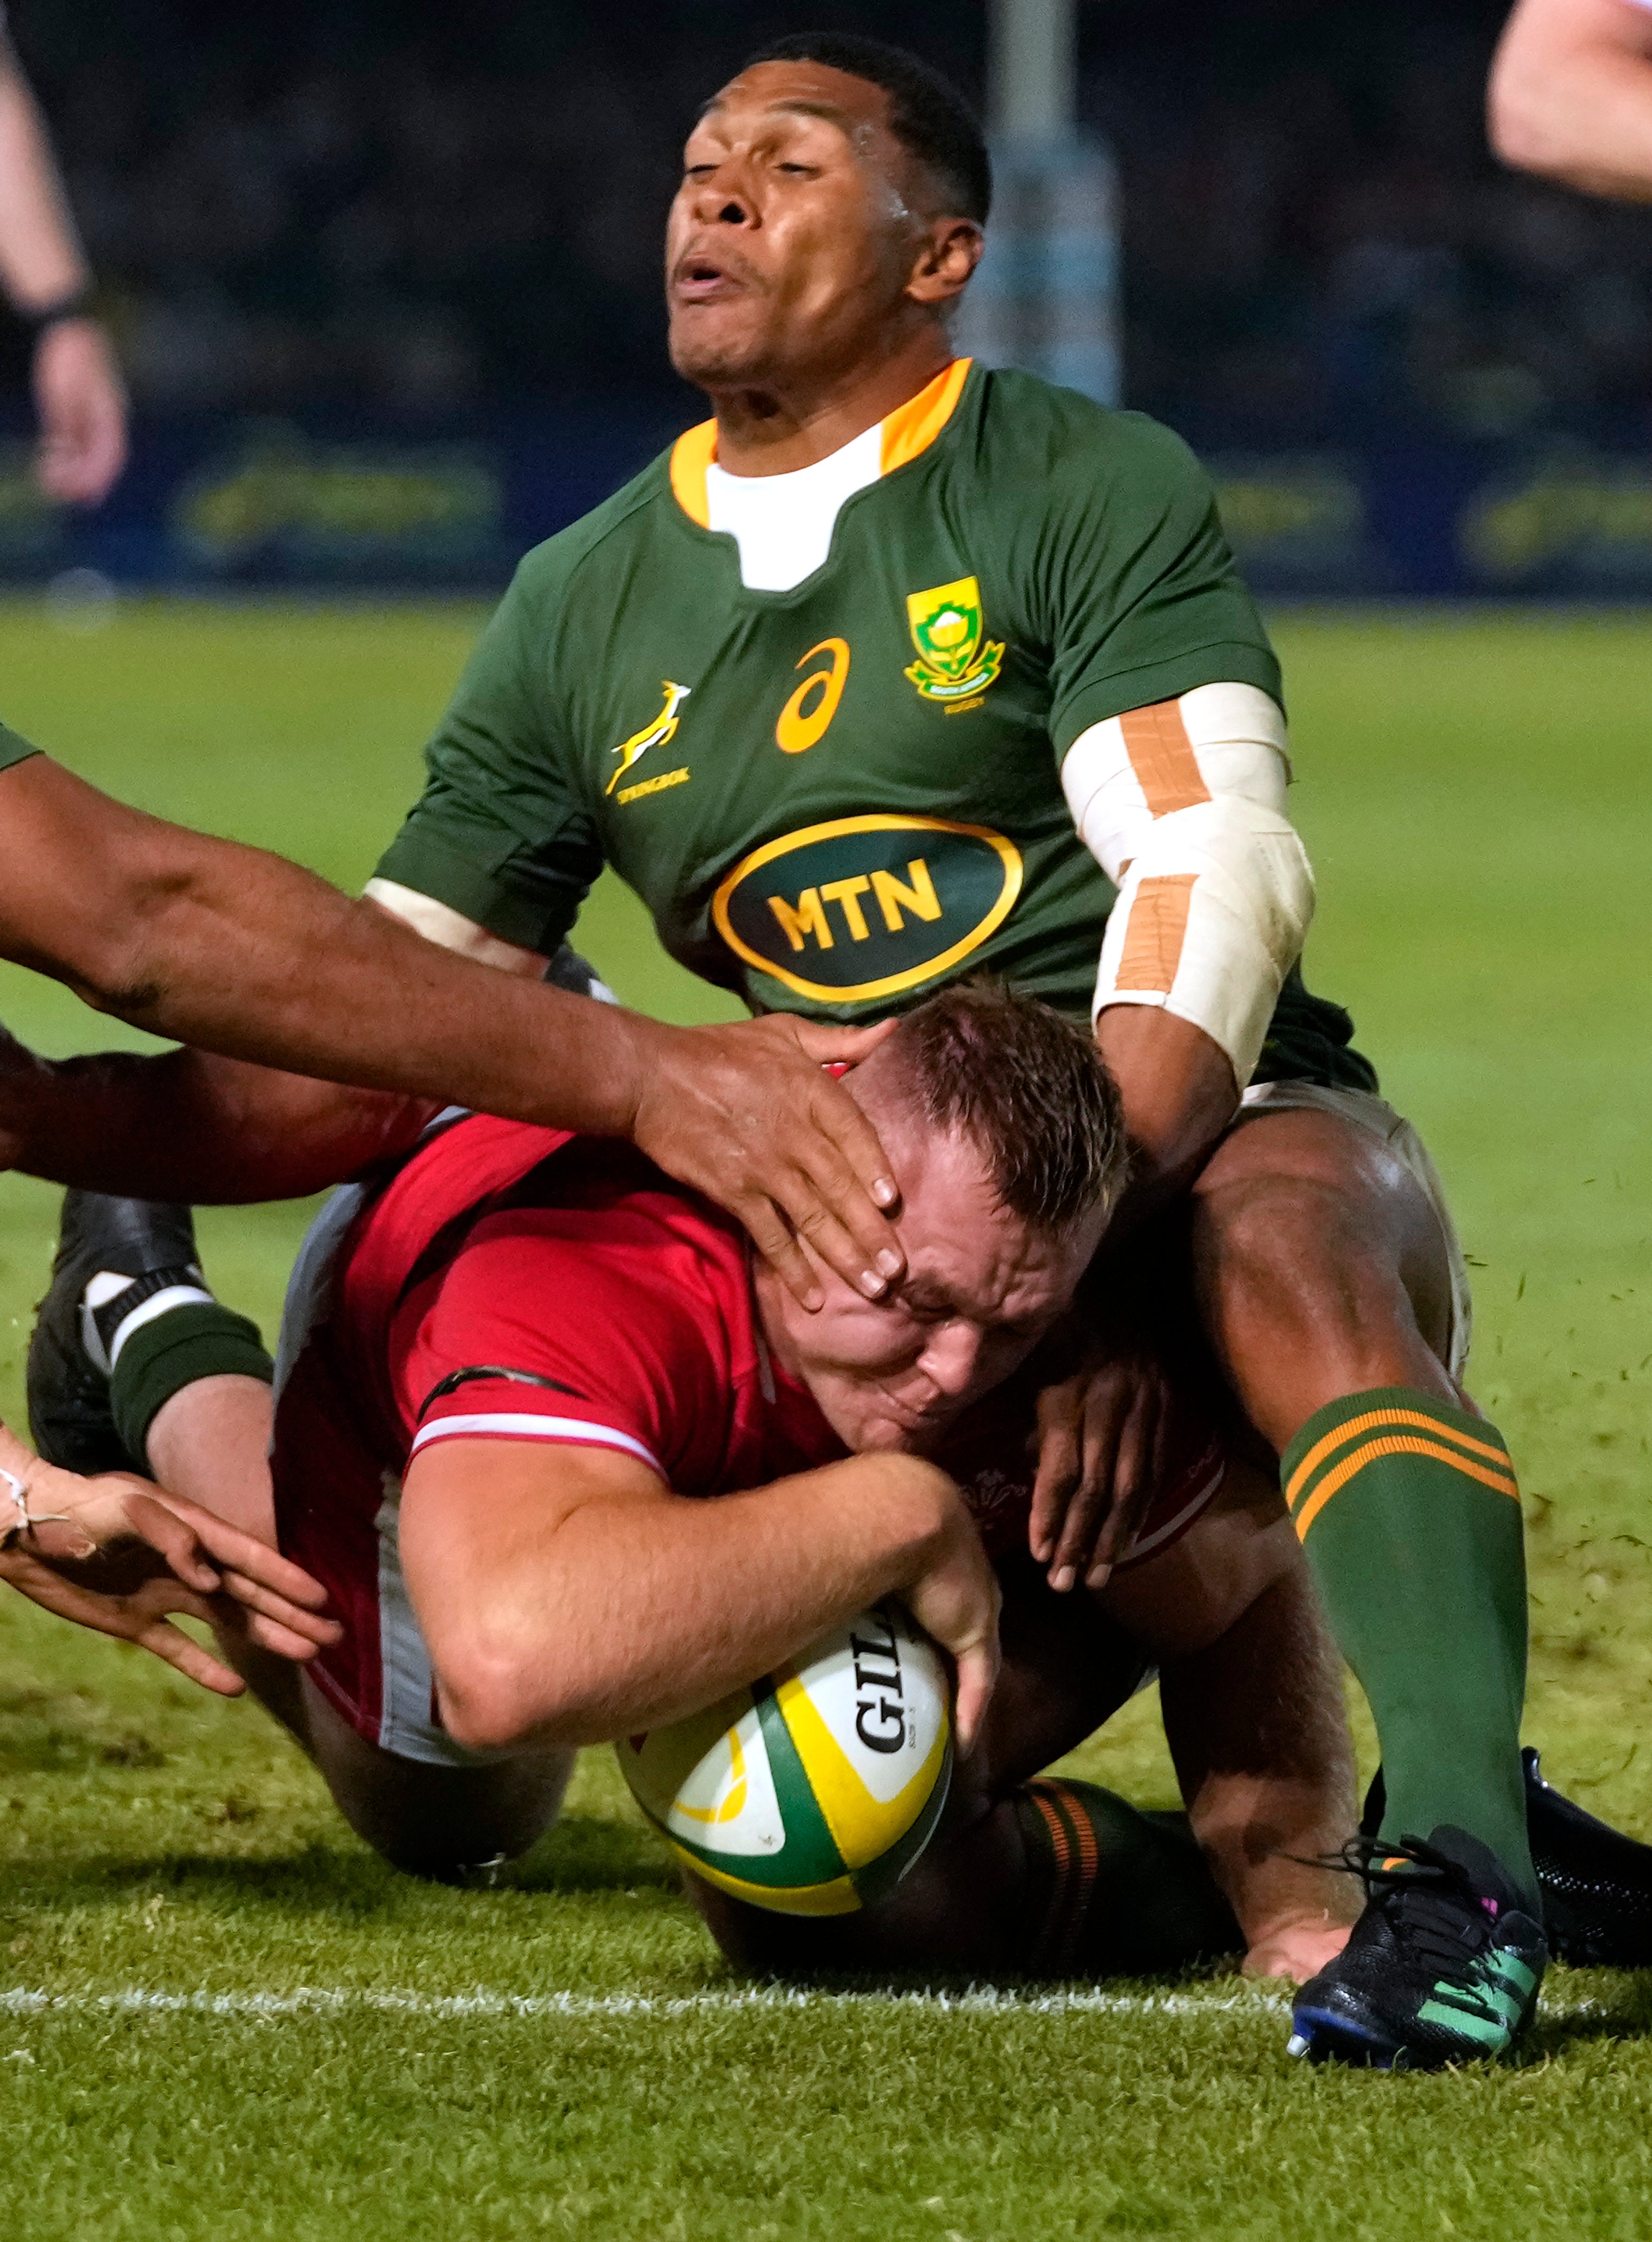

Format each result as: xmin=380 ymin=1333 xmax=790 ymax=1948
xmin=5 ymin=0 xmax=1650 ymax=595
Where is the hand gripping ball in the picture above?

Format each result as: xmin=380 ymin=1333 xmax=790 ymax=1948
xmin=616 ymin=1601 xmax=952 ymax=1915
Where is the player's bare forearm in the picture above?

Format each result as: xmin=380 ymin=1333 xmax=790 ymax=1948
xmin=1094 ymin=1005 xmax=1238 ymax=1221
xmin=399 ymin=1441 xmax=997 ymax=1754
xmin=0 ymin=1040 xmax=433 ymax=1201
xmin=0 ymin=759 xmax=903 ymax=1301
xmin=1490 ymin=0 xmax=1652 ymax=199
xmin=1158 ymin=1564 xmax=1357 ymax=1958
xmin=0 ymin=50 xmax=91 ymax=310
xmin=0 ymin=757 xmax=661 ymax=1126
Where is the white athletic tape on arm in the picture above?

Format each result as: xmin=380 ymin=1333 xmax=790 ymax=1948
xmin=1060 ymin=683 xmax=1310 ymax=1086
xmin=363 ymin=878 xmax=546 ymax=974
xmin=1061 ymin=682 xmax=1291 ymax=882
xmin=1092 ymin=798 xmax=1315 ymax=1086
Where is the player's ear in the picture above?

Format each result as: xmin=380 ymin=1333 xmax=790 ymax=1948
xmin=905 ymin=217 xmax=983 ymax=310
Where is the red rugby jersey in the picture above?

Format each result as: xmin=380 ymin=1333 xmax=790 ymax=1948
xmin=272 ymin=1114 xmax=1224 ymax=1646
xmin=301 ymin=1116 xmax=844 ymax=1496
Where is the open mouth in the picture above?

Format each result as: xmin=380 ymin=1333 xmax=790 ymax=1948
xmin=671 ymin=248 xmax=749 ymax=304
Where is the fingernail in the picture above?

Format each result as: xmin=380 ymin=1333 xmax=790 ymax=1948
xmin=875 ymin=1248 xmax=903 ymax=1278
xmin=1087 ymin=1562 xmax=1112 ymax=1590
xmin=1051 ymin=1566 xmax=1074 ymax=1593
xmin=873 ymin=1178 xmax=898 ymax=1207
xmin=802 ymin=1288 xmax=825 ymax=1313
xmin=859 ymin=1270 xmax=887 ymax=1298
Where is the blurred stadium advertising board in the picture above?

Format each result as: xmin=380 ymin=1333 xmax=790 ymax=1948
xmin=10 ymin=420 xmax=1652 ymax=596
xmin=1218 ymin=446 xmax=1652 ymax=597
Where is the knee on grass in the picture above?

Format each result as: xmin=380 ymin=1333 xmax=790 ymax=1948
xmin=339 ymin=1775 xmax=568 ymax=1887
xmin=304 ymin=1690 xmax=575 ymax=1886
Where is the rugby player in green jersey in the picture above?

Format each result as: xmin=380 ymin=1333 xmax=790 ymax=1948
xmin=362 ymin=35 xmax=1538 ymax=2066
xmin=5 ymin=35 xmax=1560 ymax=2065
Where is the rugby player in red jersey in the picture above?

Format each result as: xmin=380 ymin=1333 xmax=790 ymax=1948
xmin=27 ymin=988 xmax=1359 ymax=1981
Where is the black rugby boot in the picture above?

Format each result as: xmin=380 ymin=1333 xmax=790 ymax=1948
xmin=1288 ymin=1826 xmax=1546 ymax=2069
xmin=1365 ymin=1749 xmax=1652 ymax=1968
xmin=27 ymin=1191 xmax=205 ymax=1474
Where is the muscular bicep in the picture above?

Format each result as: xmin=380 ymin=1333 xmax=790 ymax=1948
xmin=400 ymin=1435 xmax=668 ymax=1646
xmin=1098 ymin=1456 xmax=1301 ymax=1660
xmin=397 ymin=1435 xmax=670 ymax=1741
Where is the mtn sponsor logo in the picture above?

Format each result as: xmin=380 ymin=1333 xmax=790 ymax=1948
xmin=711 ymin=814 xmax=1024 ymax=1004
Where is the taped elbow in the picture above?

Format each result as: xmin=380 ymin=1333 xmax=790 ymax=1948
xmin=1093 ymin=801 xmax=1315 ymax=1088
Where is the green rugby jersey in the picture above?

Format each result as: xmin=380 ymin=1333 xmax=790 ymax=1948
xmin=377 ymin=359 xmax=1371 ymax=1089
xmin=0 ymin=722 xmax=40 ymax=775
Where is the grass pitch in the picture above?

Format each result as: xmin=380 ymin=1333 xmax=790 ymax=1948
xmin=0 ymin=599 xmax=1649 ymax=2238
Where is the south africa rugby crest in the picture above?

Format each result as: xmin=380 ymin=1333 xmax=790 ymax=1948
xmin=903 ymin=577 xmax=1003 ymax=707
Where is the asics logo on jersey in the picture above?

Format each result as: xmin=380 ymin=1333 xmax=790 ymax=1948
xmin=775 ymin=637 xmax=849 ymax=756
xmin=712 ymin=813 xmax=1024 ymax=1005
xmin=904 ymin=577 xmax=1004 ymax=708
xmin=606 ymin=680 xmax=691 ymax=796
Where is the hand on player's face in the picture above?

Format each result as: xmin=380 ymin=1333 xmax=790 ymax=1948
xmin=666 ymin=61 xmax=973 ymax=391
xmin=762 ymin=1122 xmax=1098 ymax=1454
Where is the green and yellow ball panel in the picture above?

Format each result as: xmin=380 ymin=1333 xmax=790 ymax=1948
xmin=615 ymin=1602 xmax=952 ymax=1916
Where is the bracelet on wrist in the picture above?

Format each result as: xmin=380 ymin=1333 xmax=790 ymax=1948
xmin=0 ymin=1464 xmax=70 ymax=1550
xmin=13 ymin=287 xmax=96 ymax=337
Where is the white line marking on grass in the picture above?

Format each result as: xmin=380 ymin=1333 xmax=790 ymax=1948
xmin=0 ymin=1985 xmax=1290 ymax=2022
xmin=0 ymin=1985 xmax=1611 ymax=2024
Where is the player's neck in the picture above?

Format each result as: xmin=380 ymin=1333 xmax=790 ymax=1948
xmin=705 ymin=329 xmax=957 ymax=477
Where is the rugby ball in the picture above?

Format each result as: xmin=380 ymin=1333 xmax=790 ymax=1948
xmin=615 ymin=1600 xmax=952 ymax=1916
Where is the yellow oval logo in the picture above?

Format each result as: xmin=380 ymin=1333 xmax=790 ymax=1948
xmin=712 ymin=815 xmax=1024 ymax=1004
xmin=774 ymin=637 xmax=849 ymax=755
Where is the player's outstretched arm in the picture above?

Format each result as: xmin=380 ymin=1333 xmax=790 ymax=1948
xmin=0 ymin=1419 xmax=339 ymax=1695
xmin=0 ymin=753 xmax=904 ymax=1302
xmin=397 ymin=1439 xmax=1000 ymax=1755
xmin=1103 ymin=1463 xmax=1358 ymax=1978
xmin=1490 ymin=0 xmax=1652 ymax=199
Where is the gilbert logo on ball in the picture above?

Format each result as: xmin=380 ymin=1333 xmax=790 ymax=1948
xmin=616 ymin=1602 xmax=952 ymax=1916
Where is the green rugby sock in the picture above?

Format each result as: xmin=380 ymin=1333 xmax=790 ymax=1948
xmin=1282 ymin=1386 xmax=1535 ymax=1904
xmin=1013 ymin=1779 xmax=1240 ymax=1976
xmin=109 ymin=1301 xmax=273 ymax=1467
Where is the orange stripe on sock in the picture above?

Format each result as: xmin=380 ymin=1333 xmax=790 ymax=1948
xmin=1025 ymin=1785 xmax=1077 ymax=1971
xmin=1292 ymin=1434 xmax=1520 ymax=1542
xmin=1119 ymin=700 xmax=1211 ymax=816
xmin=1114 ymin=873 xmax=1198 ymax=996
xmin=1029 ymin=1781 xmax=1102 ymax=1975
xmin=1285 ymin=1407 xmax=1514 ymax=1511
